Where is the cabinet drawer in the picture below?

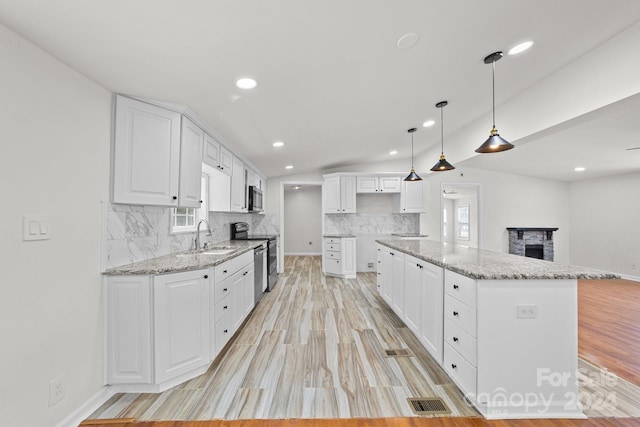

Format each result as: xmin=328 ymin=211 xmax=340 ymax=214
xmin=214 ymin=314 xmax=234 ymax=355
xmin=214 ymin=293 xmax=232 ymax=324
xmin=324 ymin=250 xmax=341 ymax=260
xmin=444 ymin=343 xmax=477 ymax=396
xmin=214 ymin=276 xmax=234 ymax=304
xmin=444 ymin=269 xmax=476 ymax=308
xmin=214 ymin=251 xmax=253 ymax=283
xmin=325 ymin=242 xmax=341 ymax=251
xmin=324 ymin=238 xmax=342 ymax=245
xmin=444 ymin=319 xmax=477 ymax=366
xmin=444 ymin=294 xmax=476 ymax=337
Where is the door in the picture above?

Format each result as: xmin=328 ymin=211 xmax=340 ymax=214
xmin=391 ymin=251 xmax=405 ymax=315
xmin=323 ymin=176 xmax=341 ymax=213
xmin=401 ymin=180 xmax=426 ymax=213
xmin=420 ymin=262 xmax=444 ymax=364
xmin=230 ymin=156 xmax=246 ymax=212
xmin=203 ymin=133 xmax=219 ymax=168
xmin=340 ymin=176 xmax=357 ymax=213
xmin=112 ymin=95 xmax=181 ymax=206
xmin=179 ymin=117 xmax=204 ymax=208
xmin=403 ymin=256 xmax=422 ymax=334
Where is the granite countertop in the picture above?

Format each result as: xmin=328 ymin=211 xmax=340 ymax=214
xmin=391 ymin=233 xmax=430 ymax=238
xmin=376 ymin=239 xmax=620 ymax=281
xmin=323 ymin=234 xmax=356 ymax=238
xmin=103 ymin=240 xmax=265 ymax=276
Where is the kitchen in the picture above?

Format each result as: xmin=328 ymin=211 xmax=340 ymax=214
xmin=2 ymin=2 xmax=640 ymax=427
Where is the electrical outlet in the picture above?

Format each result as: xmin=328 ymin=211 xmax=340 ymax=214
xmin=367 ymin=262 xmax=374 ymax=268
xmin=516 ymin=305 xmax=538 ymax=319
xmin=49 ymin=375 xmax=65 ymax=407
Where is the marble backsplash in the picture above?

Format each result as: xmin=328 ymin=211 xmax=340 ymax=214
xmin=323 ymin=213 xmax=419 ymax=236
xmin=102 ymin=202 xmax=279 ymax=270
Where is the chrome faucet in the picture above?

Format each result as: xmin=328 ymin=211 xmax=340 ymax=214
xmin=195 ymin=219 xmax=213 ymax=250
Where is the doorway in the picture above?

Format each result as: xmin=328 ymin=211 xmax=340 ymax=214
xmin=441 ymin=183 xmax=481 ymax=248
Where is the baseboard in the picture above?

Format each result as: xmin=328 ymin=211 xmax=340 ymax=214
xmin=55 ymin=386 xmax=117 ymax=427
xmin=284 ymin=252 xmax=321 ymax=256
xmin=620 ymin=273 xmax=640 ymax=282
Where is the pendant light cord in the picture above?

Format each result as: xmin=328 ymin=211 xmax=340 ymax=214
xmin=411 ymin=132 xmax=415 ymax=168
xmin=492 ymin=60 xmax=496 ymax=129
xmin=440 ymin=105 xmax=444 ymax=154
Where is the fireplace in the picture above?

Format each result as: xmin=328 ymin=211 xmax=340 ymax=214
xmin=507 ymin=228 xmax=558 ymax=261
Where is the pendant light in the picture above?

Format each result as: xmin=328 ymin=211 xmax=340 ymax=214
xmin=475 ymin=51 xmax=514 ymax=153
xmin=430 ymin=101 xmax=455 ymax=171
xmin=404 ymin=127 xmax=421 ymax=181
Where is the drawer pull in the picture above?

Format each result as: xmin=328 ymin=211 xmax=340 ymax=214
xmin=223 ymin=288 xmax=228 ymax=292
xmin=453 ymin=337 xmax=459 ymax=342
xmin=243 ymin=271 xmax=248 ymax=276
xmin=204 ymin=274 xmax=208 ymax=279
xmin=223 ymin=305 xmax=228 ymax=309
xmin=223 ymin=269 xmax=228 ymax=274
xmin=451 ymin=364 xmax=457 ymax=369
xmin=224 ymin=329 xmax=228 ymax=334
xmin=453 ymin=284 xmax=459 ymax=290
xmin=453 ymin=311 xmax=459 ymax=317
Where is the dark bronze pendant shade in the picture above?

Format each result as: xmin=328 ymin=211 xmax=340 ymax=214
xmin=404 ymin=128 xmax=422 ymax=181
xmin=431 ymin=100 xmax=455 ymax=171
xmin=476 ymin=51 xmax=514 ymax=153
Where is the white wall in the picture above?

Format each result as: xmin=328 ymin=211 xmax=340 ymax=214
xmin=569 ymin=172 xmax=640 ymax=279
xmin=0 ymin=24 xmax=111 ymax=426
xmin=283 ymin=186 xmax=322 ymax=254
xmin=421 ymin=167 xmax=571 ymax=264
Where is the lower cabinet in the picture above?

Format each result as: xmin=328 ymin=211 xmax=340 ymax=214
xmin=106 ymin=251 xmax=255 ymax=391
xmin=323 ymin=237 xmax=356 ymax=278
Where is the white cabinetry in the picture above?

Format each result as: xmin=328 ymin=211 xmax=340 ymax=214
xmin=203 ymin=134 xmax=233 ymax=176
xmin=154 ymin=270 xmax=210 ymax=384
xmin=323 ymin=175 xmax=356 ymax=213
xmin=376 ymin=245 xmax=392 ymax=304
xmin=112 ymin=96 xmax=203 ymax=207
xmin=323 ymin=237 xmax=356 ymax=278
xmin=356 ymin=176 xmax=401 ymax=193
xmin=204 ymin=164 xmax=231 ymax=212
xmin=400 ymin=179 xmax=426 ymax=213
xmin=230 ymin=156 xmax=247 ymax=212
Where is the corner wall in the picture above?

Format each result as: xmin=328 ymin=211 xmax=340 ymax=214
xmin=0 ymin=24 xmax=111 ymax=426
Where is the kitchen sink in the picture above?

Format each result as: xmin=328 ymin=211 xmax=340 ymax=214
xmin=201 ymin=249 xmax=235 ymax=255
xmin=175 ymin=247 xmax=236 ymax=257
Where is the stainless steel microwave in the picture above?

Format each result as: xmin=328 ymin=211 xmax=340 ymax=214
xmin=248 ymin=186 xmax=263 ymax=212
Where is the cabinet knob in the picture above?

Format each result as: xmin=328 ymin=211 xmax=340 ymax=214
xmin=223 ymin=269 xmax=228 ymax=273
xmin=224 ymin=329 xmax=228 ymax=333
xmin=453 ymin=337 xmax=459 ymax=342
xmin=204 ymin=274 xmax=208 ymax=279
xmin=243 ymin=271 xmax=248 ymax=276
xmin=451 ymin=364 xmax=457 ymax=369
xmin=224 ymin=288 xmax=228 ymax=292
xmin=172 ymin=196 xmax=177 ymax=200
xmin=453 ymin=311 xmax=459 ymax=316
xmin=224 ymin=305 xmax=228 ymax=309
xmin=453 ymin=284 xmax=459 ymax=290
xmin=199 ymin=200 xmax=203 ymax=203
xmin=221 ymin=167 xmax=224 ymax=170
xmin=390 ymin=253 xmax=394 ymax=256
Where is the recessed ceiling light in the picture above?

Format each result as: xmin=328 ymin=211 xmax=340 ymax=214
xmin=389 ymin=150 xmax=398 ymax=155
xmin=574 ymin=167 xmax=586 ymax=172
xmin=273 ymin=141 xmax=284 ymax=147
xmin=396 ymin=32 xmax=419 ymax=49
xmin=285 ymin=165 xmax=294 ymax=170
xmin=235 ymin=78 xmax=258 ymax=89
xmin=508 ymin=41 xmax=534 ymax=55
xmin=422 ymin=120 xmax=435 ymax=128
xmin=292 ymin=186 xmax=301 ymax=190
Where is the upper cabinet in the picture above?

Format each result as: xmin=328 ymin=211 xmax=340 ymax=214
xmin=111 ymin=96 xmax=203 ymax=208
xmin=323 ymin=175 xmax=356 ymax=213
xmin=230 ymin=155 xmax=247 ymax=213
xmin=401 ymin=180 xmax=426 ymax=213
xmin=203 ymin=133 xmax=233 ymax=176
xmin=356 ymin=176 xmax=401 ymax=193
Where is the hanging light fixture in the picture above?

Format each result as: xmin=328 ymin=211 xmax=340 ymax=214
xmin=430 ymin=101 xmax=455 ymax=171
xmin=404 ymin=127 xmax=421 ymax=181
xmin=475 ymin=51 xmax=514 ymax=153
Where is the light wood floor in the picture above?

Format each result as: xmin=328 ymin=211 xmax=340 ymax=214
xmin=83 ymin=257 xmax=640 ymax=425
xmin=578 ymin=279 xmax=640 ymax=386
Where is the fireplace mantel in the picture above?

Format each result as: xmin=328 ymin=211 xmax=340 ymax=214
xmin=507 ymin=227 xmax=558 ymax=261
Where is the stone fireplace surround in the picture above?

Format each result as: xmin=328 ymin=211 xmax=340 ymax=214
xmin=507 ymin=227 xmax=559 ymax=262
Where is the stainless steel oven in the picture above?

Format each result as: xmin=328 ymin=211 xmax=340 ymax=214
xmin=231 ymin=222 xmax=278 ymax=292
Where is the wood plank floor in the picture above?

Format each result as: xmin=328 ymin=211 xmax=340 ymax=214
xmin=578 ymin=279 xmax=640 ymax=386
xmin=83 ymin=257 xmax=640 ymax=426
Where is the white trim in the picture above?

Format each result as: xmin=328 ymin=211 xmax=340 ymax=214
xmin=284 ymin=252 xmax=322 ymax=256
xmin=440 ymin=182 xmax=482 ymax=249
xmin=620 ymin=273 xmax=640 ymax=282
xmin=54 ymin=386 xmax=117 ymax=427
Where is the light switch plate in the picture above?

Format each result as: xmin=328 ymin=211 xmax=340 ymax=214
xmin=23 ymin=215 xmax=50 ymax=241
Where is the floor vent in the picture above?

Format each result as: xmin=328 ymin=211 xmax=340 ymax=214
xmin=407 ymin=397 xmax=451 ymax=415
xmin=384 ymin=348 xmax=412 ymax=357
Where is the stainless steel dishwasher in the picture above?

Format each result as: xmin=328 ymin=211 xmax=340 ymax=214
xmin=253 ymin=243 xmax=266 ymax=305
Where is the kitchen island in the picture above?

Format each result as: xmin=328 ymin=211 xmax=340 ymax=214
xmin=376 ymin=239 xmax=619 ymax=419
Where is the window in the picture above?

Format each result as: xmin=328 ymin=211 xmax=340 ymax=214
xmin=443 ymin=207 xmax=448 ymax=238
xmin=170 ymin=174 xmax=209 ymax=233
xmin=457 ymin=205 xmax=470 ymax=240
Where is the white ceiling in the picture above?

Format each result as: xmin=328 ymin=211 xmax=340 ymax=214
xmin=1 ymin=0 xmax=640 ymax=179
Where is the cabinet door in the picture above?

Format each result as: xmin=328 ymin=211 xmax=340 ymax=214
xmin=242 ymin=264 xmax=255 ymax=317
xmin=420 ymin=262 xmax=444 ymax=364
xmin=106 ymin=275 xmax=152 ymax=385
xmin=219 ymin=146 xmax=234 ymax=175
xmin=230 ymin=270 xmax=245 ymax=331
xmin=341 ymin=238 xmax=356 ymax=276
xmin=379 ymin=250 xmax=393 ymax=304
xmin=403 ymin=256 xmax=422 ymax=334
xmin=203 ymin=133 xmax=219 ymax=168
xmin=323 ymin=176 xmax=341 ymax=213
xmin=391 ymin=251 xmax=405 ymax=315
xmin=230 ymin=156 xmax=246 ymax=212
xmin=379 ymin=176 xmax=402 ymax=193
xmin=340 ymin=176 xmax=357 ymax=213
xmin=179 ymin=117 xmax=204 ymax=208
xmin=205 ymin=165 xmax=231 ymax=212
xmin=154 ymin=270 xmax=210 ymax=384
xmin=401 ymin=180 xmax=426 ymax=213
xmin=356 ymin=176 xmax=379 ymax=193
xmin=325 ymin=258 xmax=341 ymax=275
xmin=112 ymin=95 xmax=181 ymax=206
